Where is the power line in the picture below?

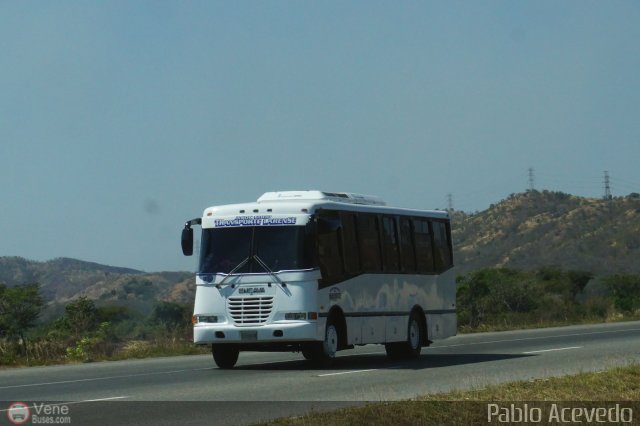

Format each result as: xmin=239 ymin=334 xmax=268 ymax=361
xmin=609 ymin=173 xmax=639 ymax=194
xmin=610 ymin=179 xmax=639 ymax=193
xmin=448 ymin=169 xmax=639 ymax=213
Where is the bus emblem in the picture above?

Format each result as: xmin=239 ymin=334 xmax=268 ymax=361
xmin=329 ymin=287 xmax=342 ymax=301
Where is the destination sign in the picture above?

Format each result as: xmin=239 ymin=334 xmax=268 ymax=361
xmin=213 ymin=215 xmax=297 ymax=227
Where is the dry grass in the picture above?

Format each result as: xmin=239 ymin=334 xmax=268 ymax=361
xmin=0 ymin=338 xmax=207 ymax=367
xmin=458 ymin=313 xmax=640 ymax=334
xmin=258 ymin=364 xmax=640 ymax=426
xmin=110 ymin=338 xmax=207 ymax=360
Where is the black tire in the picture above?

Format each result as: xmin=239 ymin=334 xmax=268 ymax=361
xmin=212 ymin=344 xmax=239 ymax=369
xmin=301 ymin=346 xmax=317 ymax=360
xmin=304 ymin=317 xmax=339 ymax=366
xmin=385 ymin=312 xmax=423 ymax=360
xmin=384 ymin=342 xmax=404 ymax=360
xmin=405 ymin=312 xmax=423 ymax=359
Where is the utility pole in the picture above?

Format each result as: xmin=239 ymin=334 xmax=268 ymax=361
xmin=447 ymin=193 xmax=454 ymax=212
xmin=528 ymin=167 xmax=535 ymax=191
xmin=603 ymin=171 xmax=612 ymax=200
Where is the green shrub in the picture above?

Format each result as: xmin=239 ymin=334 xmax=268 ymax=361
xmin=456 ymin=267 xmax=621 ymax=330
xmin=603 ymin=274 xmax=640 ymax=313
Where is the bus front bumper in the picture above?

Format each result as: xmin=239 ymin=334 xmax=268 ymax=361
xmin=193 ymin=321 xmax=320 ymax=345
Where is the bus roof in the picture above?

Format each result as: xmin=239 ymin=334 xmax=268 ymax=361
xmin=258 ymin=190 xmax=386 ymax=206
xmin=202 ymin=190 xmax=449 ymax=223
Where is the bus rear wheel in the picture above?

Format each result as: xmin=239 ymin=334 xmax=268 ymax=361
xmin=212 ymin=344 xmax=239 ymax=369
xmin=405 ymin=312 xmax=423 ymax=358
xmin=385 ymin=312 xmax=423 ymax=360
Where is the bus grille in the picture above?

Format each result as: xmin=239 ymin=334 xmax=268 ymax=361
xmin=228 ymin=297 xmax=274 ymax=325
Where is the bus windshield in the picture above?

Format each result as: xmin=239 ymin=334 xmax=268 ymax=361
xmin=199 ymin=226 xmax=315 ymax=274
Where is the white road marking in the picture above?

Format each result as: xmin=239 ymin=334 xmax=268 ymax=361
xmin=237 ymin=350 xmax=387 ymax=368
xmin=433 ymin=327 xmax=640 ymax=349
xmin=2 ymin=326 xmax=637 ymax=390
xmin=0 ymin=396 xmax=128 ymax=412
xmin=317 ymin=369 xmax=378 ymax=377
xmin=0 ymin=351 xmax=390 ymax=390
xmin=74 ymin=396 xmax=129 ymax=403
xmin=523 ymin=346 xmax=583 ymax=354
xmin=0 ymin=368 xmax=211 ymax=390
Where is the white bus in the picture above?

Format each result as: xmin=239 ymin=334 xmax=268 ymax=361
xmin=181 ymin=190 xmax=456 ymax=368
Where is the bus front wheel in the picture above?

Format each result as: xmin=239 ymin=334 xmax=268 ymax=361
xmin=303 ymin=318 xmax=339 ymax=365
xmin=212 ymin=344 xmax=239 ymax=369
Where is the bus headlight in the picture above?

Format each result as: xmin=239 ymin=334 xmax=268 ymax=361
xmin=193 ymin=315 xmax=219 ymax=324
xmin=284 ymin=312 xmax=318 ymax=320
xmin=285 ymin=312 xmax=307 ymax=320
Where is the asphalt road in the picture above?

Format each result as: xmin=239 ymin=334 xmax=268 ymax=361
xmin=1 ymin=321 xmax=639 ymax=425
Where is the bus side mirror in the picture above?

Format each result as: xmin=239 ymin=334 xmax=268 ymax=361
xmin=181 ymin=226 xmax=194 ymax=256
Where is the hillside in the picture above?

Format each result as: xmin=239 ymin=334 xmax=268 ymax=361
xmin=1 ymin=190 xmax=639 ymax=311
xmin=452 ymin=190 xmax=640 ymax=275
xmin=0 ymin=257 xmax=193 ymax=308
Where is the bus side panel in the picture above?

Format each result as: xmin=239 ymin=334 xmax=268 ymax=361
xmin=432 ymin=269 xmax=457 ymax=339
xmin=345 ymin=317 xmax=361 ymax=346
xmin=426 ymin=312 xmax=457 ymax=341
xmin=318 ymin=270 xmax=456 ymax=345
xmin=361 ymin=316 xmax=385 ymax=344
xmin=385 ymin=315 xmax=406 ymax=343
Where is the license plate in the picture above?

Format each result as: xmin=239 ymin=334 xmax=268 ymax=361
xmin=240 ymin=331 xmax=258 ymax=341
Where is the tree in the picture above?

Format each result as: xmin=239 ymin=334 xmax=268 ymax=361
xmin=567 ymin=270 xmax=594 ymax=298
xmin=56 ymin=296 xmax=99 ymax=339
xmin=0 ymin=283 xmax=44 ymax=346
xmin=457 ymin=268 xmax=540 ymax=328
xmin=603 ymin=274 xmax=640 ymax=313
xmin=150 ymin=301 xmax=190 ymax=327
xmin=456 ymin=270 xmax=491 ymax=328
xmin=97 ymin=305 xmax=133 ymax=323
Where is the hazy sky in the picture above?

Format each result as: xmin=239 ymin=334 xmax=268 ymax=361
xmin=2 ymin=1 xmax=639 ymax=272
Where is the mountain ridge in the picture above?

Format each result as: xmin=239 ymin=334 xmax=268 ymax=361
xmin=452 ymin=190 xmax=640 ymax=275
xmin=2 ymin=190 xmax=639 ymax=306
xmin=0 ymin=256 xmax=192 ymax=307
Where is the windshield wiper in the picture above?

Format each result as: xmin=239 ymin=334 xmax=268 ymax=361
xmin=216 ymin=254 xmax=287 ymax=289
xmin=217 ymin=256 xmax=251 ymax=287
xmin=252 ymin=255 xmax=286 ymax=287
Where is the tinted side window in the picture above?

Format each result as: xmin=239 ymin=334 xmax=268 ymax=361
xmin=340 ymin=212 xmax=361 ymax=275
xmin=399 ymin=217 xmax=416 ymax=273
xmin=414 ymin=219 xmax=434 ymax=273
xmin=357 ymin=213 xmax=381 ymax=272
xmin=381 ymin=216 xmax=400 ymax=272
xmin=432 ymin=220 xmax=453 ymax=272
xmin=316 ymin=212 xmax=343 ymax=285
